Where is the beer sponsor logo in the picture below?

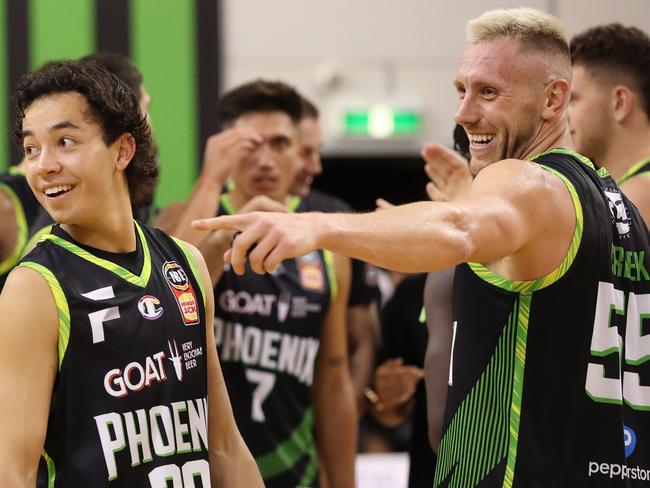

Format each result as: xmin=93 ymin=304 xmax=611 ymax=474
xmin=162 ymin=261 xmax=200 ymax=326
xmin=297 ymin=252 xmax=325 ymax=291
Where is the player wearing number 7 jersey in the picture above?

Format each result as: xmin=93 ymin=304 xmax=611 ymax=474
xmin=191 ymin=80 xmax=356 ymax=488
xmin=0 ymin=61 xmax=263 ymax=487
xmin=193 ymin=8 xmax=650 ymax=488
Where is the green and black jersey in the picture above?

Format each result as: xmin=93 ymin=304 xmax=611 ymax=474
xmin=618 ymin=158 xmax=650 ymax=186
xmin=20 ymin=223 xmax=210 ymax=487
xmin=0 ymin=167 xmax=44 ymax=289
xmin=435 ymin=150 xmax=650 ymax=487
xmin=214 ymin=193 xmax=335 ymax=488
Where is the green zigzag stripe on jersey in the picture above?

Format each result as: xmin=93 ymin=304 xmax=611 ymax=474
xmin=220 ymin=193 xmax=302 ymax=215
xmin=18 ymin=261 xmax=70 ymax=369
xmin=0 ymin=183 xmax=28 ymax=275
xmin=42 ymin=449 xmax=56 ymax=487
xmin=21 ymin=225 xmax=53 ymax=258
xmin=617 ymin=157 xmax=650 ymax=186
xmin=322 ymin=250 xmax=337 ymax=302
xmin=468 ymin=164 xmax=583 ymax=293
xmin=41 ymin=222 xmax=152 ymax=288
xmin=172 ymin=237 xmax=206 ymax=305
xmin=503 ymin=294 xmax=531 ymax=487
xmin=255 ymin=408 xmax=317 ymax=481
xmin=434 ymin=296 xmax=529 ymax=488
xmin=529 ymin=147 xmax=596 ymax=170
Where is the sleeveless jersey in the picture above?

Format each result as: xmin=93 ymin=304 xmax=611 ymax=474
xmin=435 ymin=149 xmax=650 ymax=487
xmin=214 ymin=194 xmax=335 ymax=488
xmin=0 ymin=168 xmax=43 ymax=289
xmin=617 ymin=157 xmax=650 ymax=186
xmin=20 ymin=223 xmax=210 ymax=487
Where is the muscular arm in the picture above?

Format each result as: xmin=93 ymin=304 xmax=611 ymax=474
xmin=184 ymin=243 xmax=263 ymax=488
xmin=199 ymin=155 xmax=575 ymax=282
xmin=313 ymin=252 xmax=356 ymax=488
xmin=0 ymin=267 xmax=58 ymax=487
xmin=346 ymin=302 xmax=380 ymax=414
xmin=422 ymin=268 xmax=455 ymax=452
xmin=620 ymin=175 xmax=650 ymax=228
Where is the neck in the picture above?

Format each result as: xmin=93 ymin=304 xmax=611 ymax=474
xmin=227 ymin=186 xmax=290 ymax=212
xmin=598 ymin=125 xmax=650 ymax=181
xmin=520 ymin=117 xmax=574 ymax=161
xmin=61 ymin=197 xmax=137 ymax=252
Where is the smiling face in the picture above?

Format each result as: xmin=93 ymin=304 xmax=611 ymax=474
xmin=454 ymin=38 xmax=547 ymax=175
xmin=21 ymin=91 xmax=130 ymax=226
xmin=230 ymin=111 xmax=301 ymax=202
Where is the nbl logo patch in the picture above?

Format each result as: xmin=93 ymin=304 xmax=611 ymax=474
xmin=163 ymin=261 xmax=199 ymax=326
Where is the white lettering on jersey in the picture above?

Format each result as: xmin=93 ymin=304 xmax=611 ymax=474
xmin=104 ymin=351 xmax=168 ymax=397
xmin=94 ymin=398 xmax=208 ymax=481
xmin=214 ymin=318 xmax=320 ymax=385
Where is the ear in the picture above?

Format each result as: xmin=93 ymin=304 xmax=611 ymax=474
xmin=541 ymin=78 xmax=570 ymax=121
xmin=114 ymin=133 xmax=136 ymax=171
xmin=611 ymin=85 xmax=634 ymax=123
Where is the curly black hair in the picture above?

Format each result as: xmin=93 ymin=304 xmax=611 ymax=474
xmin=81 ymin=52 xmax=143 ymax=104
xmin=571 ymin=24 xmax=650 ymax=118
xmin=217 ymin=79 xmax=303 ymax=128
xmin=13 ymin=60 xmax=157 ymax=206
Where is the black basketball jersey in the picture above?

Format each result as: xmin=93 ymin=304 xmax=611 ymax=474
xmin=618 ymin=158 xmax=650 ymax=186
xmin=0 ymin=167 xmax=44 ymax=289
xmin=214 ymin=193 xmax=334 ymax=488
xmin=20 ymin=223 xmax=210 ymax=487
xmin=435 ymin=149 xmax=650 ymax=487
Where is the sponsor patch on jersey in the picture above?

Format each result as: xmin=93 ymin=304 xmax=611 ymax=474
xmin=163 ymin=261 xmax=200 ymax=326
xmin=604 ymin=188 xmax=632 ymax=238
xmin=137 ymin=295 xmax=164 ymax=320
xmin=625 ymin=425 xmax=637 ymax=458
xmin=297 ymin=252 xmax=325 ymax=291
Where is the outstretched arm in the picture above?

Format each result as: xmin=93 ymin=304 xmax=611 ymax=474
xmin=183 ymin=242 xmax=263 ymax=487
xmin=0 ymin=267 xmax=58 ymax=487
xmin=193 ymin=145 xmax=575 ymax=281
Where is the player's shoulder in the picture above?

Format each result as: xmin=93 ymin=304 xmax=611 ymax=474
xmin=300 ymin=189 xmax=352 ymax=213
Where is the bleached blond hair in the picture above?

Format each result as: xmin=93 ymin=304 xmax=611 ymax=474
xmin=467 ymin=8 xmax=571 ymax=80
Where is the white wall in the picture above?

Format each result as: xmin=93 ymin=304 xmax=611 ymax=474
xmin=223 ymin=0 xmax=650 ymax=155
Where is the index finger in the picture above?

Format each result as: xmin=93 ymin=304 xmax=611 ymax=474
xmin=192 ymin=215 xmax=245 ymax=232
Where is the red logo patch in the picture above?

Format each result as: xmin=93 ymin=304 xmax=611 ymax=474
xmin=163 ymin=261 xmax=200 ymax=326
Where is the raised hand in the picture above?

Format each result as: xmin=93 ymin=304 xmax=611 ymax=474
xmin=422 ymin=143 xmax=472 ymax=202
xmin=201 ymin=126 xmax=264 ymax=185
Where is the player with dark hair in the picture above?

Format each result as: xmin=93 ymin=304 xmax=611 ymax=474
xmin=570 ymin=23 xmax=650 ymax=224
xmin=188 ymin=79 xmax=356 ymax=488
xmin=0 ymin=60 xmax=262 ymax=487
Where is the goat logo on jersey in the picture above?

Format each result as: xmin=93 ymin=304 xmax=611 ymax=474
xmin=604 ymin=189 xmax=632 ymax=237
xmin=168 ymin=340 xmax=184 ymax=381
xmin=137 ymin=295 xmax=164 ymax=320
xmin=162 ymin=261 xmax=200 ymax=326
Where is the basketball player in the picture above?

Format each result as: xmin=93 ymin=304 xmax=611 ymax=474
xmin=0 ymin=61 xmax=262 ymax=487
xmin=195 ymin=8 xmax=650 ymax=486
xmin=197 ymin=80 xmax=356 ymax=488
xmin=570 ymin=24 xmax=650 ymax=225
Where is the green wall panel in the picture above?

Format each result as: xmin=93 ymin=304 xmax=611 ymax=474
xmin=29 ymin=0 xmax=95 ymax=68
xmin=131 ymin=0 xmax=198 ymax=207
